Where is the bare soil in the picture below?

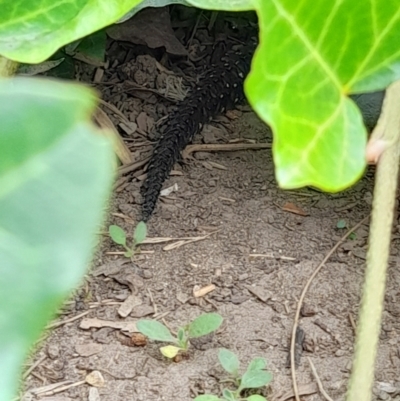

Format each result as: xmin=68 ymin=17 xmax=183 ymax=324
xmin=21 ymin=7 xmax=400 ymax=401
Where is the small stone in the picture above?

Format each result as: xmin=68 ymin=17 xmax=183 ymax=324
xmin=136 ymin=111 xmax=149 ymax=132
xmin=301 ymin=303 xmax=317 ymax=317
xmin=85 ymin=371 xmax=105 ymax=387
xmin=118 ymin=295 xmax=142 ymax=318
xmin=176 ymin=291 xmax=190 ymax=304
xmin=133 ymin=70 xmax=146 ymax=86
xmin=91 ymin=327 xmax=113 ymax=344
xmin=377 ymin=390 xmax=390 ymax=400
xmin=47 ymin=344 xmax=60 ymax=359
xmin=335 ymin=349 xmax=345 ymax=357
xmin=245 ymin=285 xmax=271 ymax=303
xmin=75 ymin=343 xmax=103 ymax=357
xmin=142 ymin=270 xmax=153 ymax=279
xmin=377 ymin=382 xmax=397 ymax=393
xmin=230 ymin=294 xmax=249 ymax=304
xmin=88 ymin=388 xmax=100 ymax=401
xmin=130 ymin=304 xmax=154 ymax=318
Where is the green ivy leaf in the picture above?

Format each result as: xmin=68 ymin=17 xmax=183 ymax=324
xmin=246 ymin=1 xmax=400 ymax=192
xmin=136 ymin=319 xmax=176 ymax=342
xmin=218 ymin=348 xmax=240 ymax=375
xmin=239 ymin=370 xmax=272 ymax=392
xmin=188 ymin=313 xmax=223 ymax=338
xmin=109 ymin=225 xmax=127 ymax=246
xmin=0 ymin=77 xmax=114 ymax=401
xmin=0 ymin=0 xmax=142 ymax=63
xmin=133 ymin=221 xmax=147 ymax=245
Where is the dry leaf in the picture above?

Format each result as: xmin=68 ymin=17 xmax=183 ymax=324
xmin=75 ymin=343 xmax=103 ymax=357
xmin=80 ymin=318 xmax=137 ymax=333
xmin=282 ymin=202 xmax=308 ymax=216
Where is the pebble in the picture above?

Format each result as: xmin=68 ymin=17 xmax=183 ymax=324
xmin=85 ymin=370 xmax=105 ymax=387
xmin=335 ymin=349 xmax=345 ymax=357
xmin=47 ymin=344 xmax=60 ymax=359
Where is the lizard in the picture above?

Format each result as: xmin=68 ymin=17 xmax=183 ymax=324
xmin=139 ymin=43 xmax=384 ymax=222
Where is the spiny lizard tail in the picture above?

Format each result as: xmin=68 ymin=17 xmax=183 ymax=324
xmin=140 ymin=45 xmax=255 ymax=222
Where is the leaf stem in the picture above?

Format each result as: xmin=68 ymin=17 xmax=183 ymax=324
xmin=0 ymin=57 xmax=18 ymax=77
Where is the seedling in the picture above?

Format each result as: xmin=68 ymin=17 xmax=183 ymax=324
xmin=109 ymin=221 xmax=147 ymax=257
xmin=136 ymin=313 xmax=223 ymax=359
xmin=194 ymin=349 xmax=272 ymax=401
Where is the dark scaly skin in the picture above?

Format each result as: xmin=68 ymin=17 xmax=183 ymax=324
xmin=140 ymin=44 xmax=255 ymax=222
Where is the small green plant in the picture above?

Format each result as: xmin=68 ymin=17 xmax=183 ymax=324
xmin=109 ymin=221 xmax=147 ymax=257
xmin=137 ymin=313 xmax=223 ymax=358
xmin=195 ymin=348 xmax=272 ymax=401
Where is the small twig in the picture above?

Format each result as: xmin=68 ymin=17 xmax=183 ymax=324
xmin=23 ymin=355 xmax=46 ymax=379
xmin=182 ymin=142 xmax=271 ymax=159
xmin=38 ymin=380 xmax=85 ymax=397
xmin=98 ymin=99 xmax=130 ymax=125
xmin=307 ymin=357 xmax=334 ymax=401
xmin=46 ymin=310 xmax=90 ymax=329
xmin=147 ymin=288 xmax=158 ymax=314
xmin=117 ymin=156 xmax=150 ymax=176
xmin=162 ymin=230 xmax=220 ymax=251
xmin=94 ymin=107 xmax=132 ymax=165
xmin=290 ymin=216 xmax=369 ymax=401
xmin=348 ymin=313 xmax=357 ymax=334
xmin=188 ymin=10 xmax=204 ymax=49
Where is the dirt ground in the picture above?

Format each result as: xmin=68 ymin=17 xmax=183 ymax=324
xmin=21 ymin=7 xmax=400 ymax=401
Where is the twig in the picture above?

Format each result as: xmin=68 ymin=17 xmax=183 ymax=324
xmin=94 ymin=107 xmax=132 ymax=165
xmin=38 ymin=380 xmax=85 ymax=397
xmin=98 ymin=99 xmax=130 ymax=125
xmin=23 ymin=355 xmax=46 ymax=379
xmin=188 ymin=10 xmax=204 ymax=49
xmin=147 ymin=288 xmax=158 ymax=314
xmin=290 ymin=216 xmax=369 ymax=401
xmin=182 ymin=142 xmax=271 ymax=159
xmin=117 ymin=156 xmax=150 ymax=176
xmin=307 ymin=357 xmax=334 ymax=401
xmin=348 ymin=313 xmax=357 ymax=334
xmin=46 ymin=310 xmax=90 ymax=329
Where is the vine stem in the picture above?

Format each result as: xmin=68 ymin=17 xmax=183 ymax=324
xmin=347 ymin=80 xmax=400 ymax=401
xmin=0 ymin=56 xmax=18 ymax=77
